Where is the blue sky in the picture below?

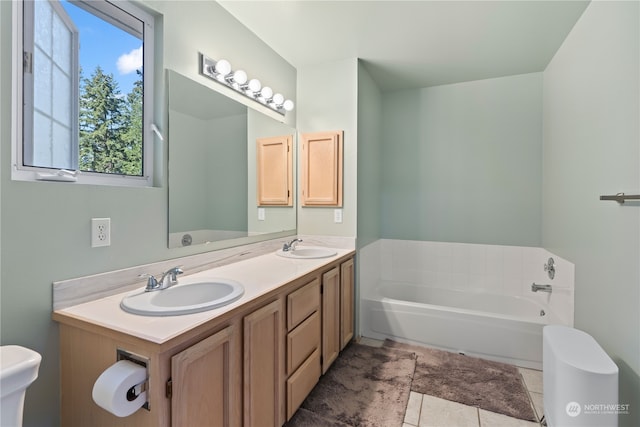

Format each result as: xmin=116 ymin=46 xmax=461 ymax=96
xmin=62 ymin=0 xmax=142 ymax=95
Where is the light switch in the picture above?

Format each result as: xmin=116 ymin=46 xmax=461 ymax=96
xmin=258 ymin=208 xmax=265 ymax=221
xmin=334 ymin=209 xmax=343 ymax=223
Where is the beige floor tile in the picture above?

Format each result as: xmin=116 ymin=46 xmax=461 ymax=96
xmin=518 ymin=367 xmax=543 ymax=394
xmin=419 ymin=395 xmax=479 ymax=427
xmin=404 ymin=392 xmax=423 ymax=426
xmin=478 ymin=409 xmax=540 ymax=427
xmin=529 ymin=391 xmax=544 ymax=421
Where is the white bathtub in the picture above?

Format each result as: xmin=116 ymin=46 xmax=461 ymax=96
xmin=361 ymin=281 xmax=563 ymax=369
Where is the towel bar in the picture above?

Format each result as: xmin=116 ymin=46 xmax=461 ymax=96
xmin=599 ymin=193 xmax=640 ymax=204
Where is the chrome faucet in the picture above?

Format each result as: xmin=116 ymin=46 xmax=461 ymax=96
xmin=283 ymin=238 xmax=303 ymax=252
xmin=141 ymin=266 xmax=184 ymax=292
xmin=531 ymin=283 xmax=552 ymax=293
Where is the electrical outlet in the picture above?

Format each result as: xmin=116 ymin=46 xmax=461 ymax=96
xmin=91 ymin=218 xmax=111 ymax=247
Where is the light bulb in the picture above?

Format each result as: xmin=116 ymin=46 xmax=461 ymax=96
xmin=232 ymin=70 xmax=247 ymax=85
xmin=260 ymin=86 xmax=273 ymax=100
xmin=246 ymin=79 xmax=261 ymax=94
xmin=283 ymin=100 xmax=294 ymax=111
xmin=214 ymin=59 xmax=231 ymax=76
xmin=272 ymin=93 xmax=284 ymax=106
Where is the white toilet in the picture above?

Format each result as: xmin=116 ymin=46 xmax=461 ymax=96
xmin=543 ymin=325 xmax=618 ymax=427
xmin=0 ymin=345 xmax=42 ymax=427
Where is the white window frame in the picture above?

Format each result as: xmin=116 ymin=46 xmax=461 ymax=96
xmin=12 ymin=0 xmax=156 ymax=187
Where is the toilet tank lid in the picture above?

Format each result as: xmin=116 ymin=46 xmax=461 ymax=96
xmin=0 ymin=345 xmax=42 ymax=381
xmin=543 ymin=325 xmax=618 ymax=375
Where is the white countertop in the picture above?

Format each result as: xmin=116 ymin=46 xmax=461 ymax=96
xmin=53 ymin=249 xmax=353 ymax=344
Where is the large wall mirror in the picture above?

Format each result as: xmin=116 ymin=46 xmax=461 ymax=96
xmin=167 ymin=70 xmax=296 ymax=249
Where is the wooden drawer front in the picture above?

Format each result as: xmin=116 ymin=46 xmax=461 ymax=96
xmin=286 ymin=348 xmax=321 ymax=421
xmin=287 ymin=278 xmax=320 ymax=330
xmin=287 ymin=311 xmax=320 ymax=375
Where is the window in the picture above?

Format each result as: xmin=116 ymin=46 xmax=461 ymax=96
xmin=13 ymin=0 xmax=155 ymax=186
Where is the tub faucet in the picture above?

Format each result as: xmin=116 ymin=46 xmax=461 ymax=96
xmin=531 ymin=283 xmax=552 ymax=293
xmin=283 ymin=238 xmax=302 ymax=252
xmin=141 ymin=266 xmax=184 ymax=292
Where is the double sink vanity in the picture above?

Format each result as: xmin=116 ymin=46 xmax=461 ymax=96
xmin=53 ymin=244 xmax=355 ymax=427
xmin=52 ymin=68 xmax=353 ymax=426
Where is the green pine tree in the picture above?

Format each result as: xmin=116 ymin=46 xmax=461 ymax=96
xmin=79 ymin=66 xmax=142 ymax=175
xmin=120 ymin=70 xmax=143 ymax=176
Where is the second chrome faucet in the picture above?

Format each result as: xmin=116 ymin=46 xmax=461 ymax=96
xmin=141 ymin=266 xmax=184 ymax=292
xmin=282 ymin=238 xmax=303 ymax=252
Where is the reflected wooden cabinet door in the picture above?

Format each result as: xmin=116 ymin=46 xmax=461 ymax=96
xmin=301 ymin=131 xmax=343 ymax=206
xmin=257 ymin=135 xmax=293 ymax=206
xmin=171 ymin=324 xmax=241 ymax=427
xmin=243 ymin=299 xmax=284 ymax=427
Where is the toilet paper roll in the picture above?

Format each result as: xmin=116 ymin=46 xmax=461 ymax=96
xmin=92 ymin=360 xmax=147 ymax=417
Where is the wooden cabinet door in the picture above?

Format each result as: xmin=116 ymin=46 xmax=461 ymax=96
xmin=340 ymin=258 xmax=355 ymax=350
xmin=300 ymin=131 xmax=343 ymax=206
xmin=243 ymin=299 xmax=284 ymax=427
xmin=257 ymin=135 xmax=293 ymax=206
xmin=171 ymin=324 xmax=241 ymax=427
xmin=321 ymin=266 xmax=340 ymax=374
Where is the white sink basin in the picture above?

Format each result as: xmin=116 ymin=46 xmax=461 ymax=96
xmin=121 ymin=279 xmax=244 ymax=316
xmin=276 ymin=247 xmax=338 ymax=259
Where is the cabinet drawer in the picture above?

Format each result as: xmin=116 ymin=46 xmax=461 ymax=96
xmin=286 ymin=348 xmax=321 ymax=421
xmin=287 ymin=278 xmax=320 ymax=330
xmin=287 ymin=311 xmax=320 ymax=375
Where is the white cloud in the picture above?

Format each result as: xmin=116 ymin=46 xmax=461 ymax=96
xmin=116 ymin=46 xmax=143 ymax=75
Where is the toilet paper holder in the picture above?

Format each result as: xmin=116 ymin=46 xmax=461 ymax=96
xmin=117 ymin=349 xmax=150 ymax=411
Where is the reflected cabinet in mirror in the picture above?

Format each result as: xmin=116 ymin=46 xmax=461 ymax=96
xmin=167 ymin=70 xmax=296 ymax=249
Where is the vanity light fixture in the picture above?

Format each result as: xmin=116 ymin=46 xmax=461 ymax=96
xmin=200 ymin=53 xmax=294 ymax=115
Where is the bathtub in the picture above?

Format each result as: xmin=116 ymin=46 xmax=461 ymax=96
xmin=361 ymin=281 xmax=562 ymax=369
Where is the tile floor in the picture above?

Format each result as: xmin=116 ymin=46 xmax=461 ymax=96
xmin=359 ymin=338 xmax=545 ymax=427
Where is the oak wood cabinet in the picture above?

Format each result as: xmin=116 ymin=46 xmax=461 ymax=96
xmin=340 ymin=258 xmax=355 ymax=350
xmin=285 ymin=279 xmax=321 ymax=420
xmin=55 ymin=253 xmax=355 ymax=427
xmin=321 ymin=258 xmax=355 ymax=373
xmin=171 ymin=324 xmax=241 ymax=427
xmin=256 ymin=135 xmax=293 ymax=206
xmin=300 ymin=131 xmax=343 ymax=206
xmin=321 ymin=266 xmax=340 ymax=374
xmin=243 ymin=299 xmax=284 ymax=427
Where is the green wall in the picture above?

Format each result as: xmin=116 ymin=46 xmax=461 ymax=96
xmin=356 ymin=62 xmax=383 ymax=249
xmin=380 ymin=73 xmax=543 ymax=246
xmin=169 ymin=111 xmax=210 ymax=231
xmin=169 ymin=111 xmax=248 ymax=233
xmin=204 ymin=114 xmax=248 ymax=233
xmin=542 ymin=1 xmax=640 ymax=424
xmin=0 ymin=2 xmax=295 ymax=425
xmin=296 ymin=58 xmax=358 ymax=238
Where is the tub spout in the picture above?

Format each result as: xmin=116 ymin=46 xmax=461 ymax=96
xmin=531 ymin=283 xmax=552 ymax=293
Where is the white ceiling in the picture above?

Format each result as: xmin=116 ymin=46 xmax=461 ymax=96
xmin=219 ymin=0 xmax=590 ymax=91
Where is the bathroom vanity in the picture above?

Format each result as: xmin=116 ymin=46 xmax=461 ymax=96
xmin=53 ymin=249 xmax=355 ymax=427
